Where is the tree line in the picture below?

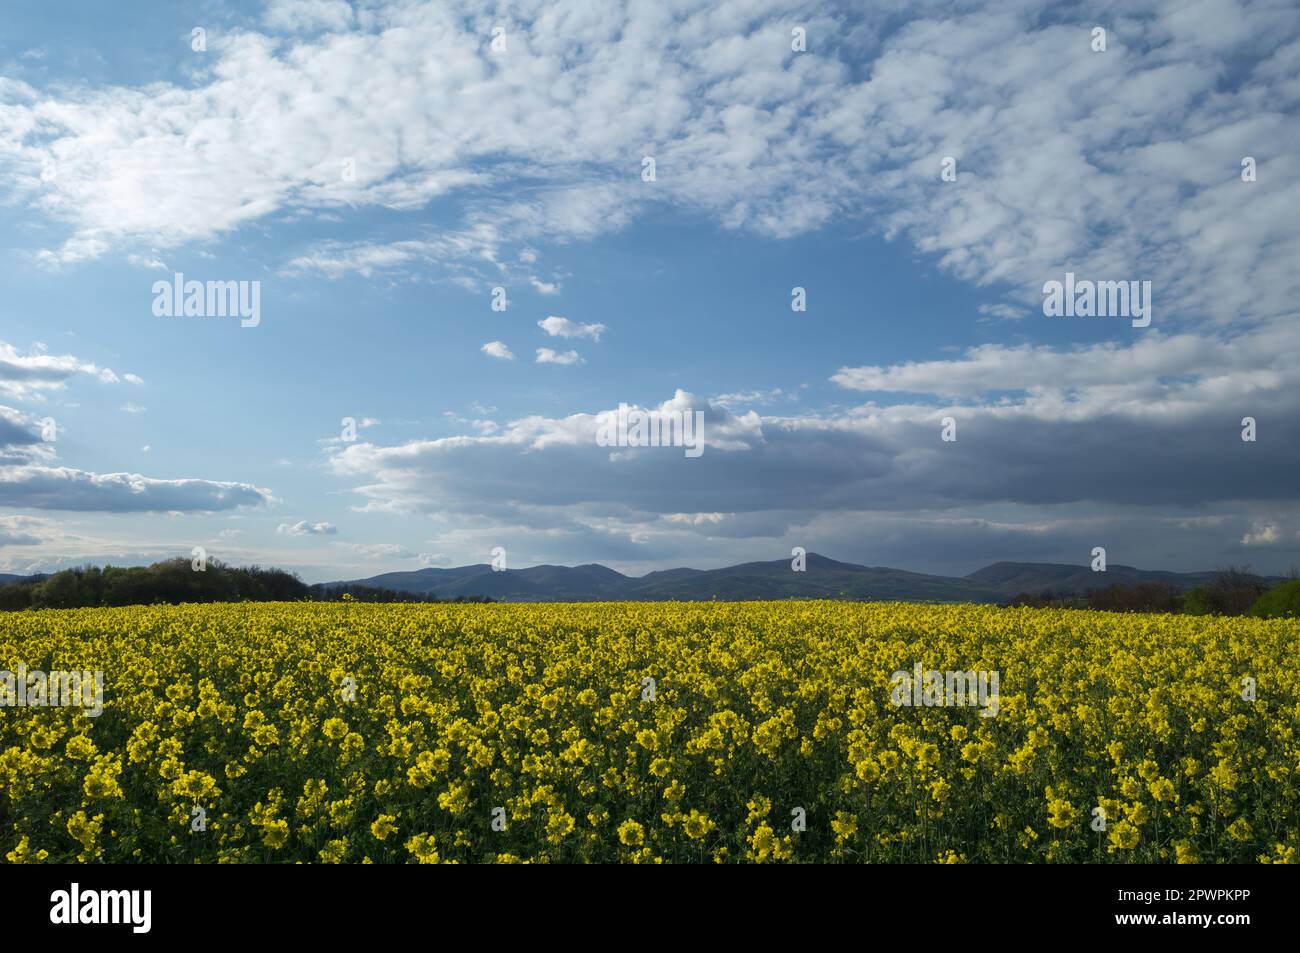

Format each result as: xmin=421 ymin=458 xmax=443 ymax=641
xmin=0 ymin=559 xmax=492 ymax=611
xmin=1007 ymin=565 xmax=1300 ymax=618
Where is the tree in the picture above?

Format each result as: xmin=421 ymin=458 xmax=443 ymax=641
xmin=1184 ymin=565 xmax=1268 ymax=616
xmin=1086 ymin=581 xmax=1181 ymax=613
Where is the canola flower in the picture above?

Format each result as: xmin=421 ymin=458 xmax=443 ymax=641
xmin=0 ymin=601 xmax=1297 ymax=863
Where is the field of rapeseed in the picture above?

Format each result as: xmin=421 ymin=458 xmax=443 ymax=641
xmin=1 ymin=601 xmax=1297 ymax=864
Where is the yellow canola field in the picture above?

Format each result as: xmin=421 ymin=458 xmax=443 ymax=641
xmin=1 ymin=601 xmax=1297 ymax=864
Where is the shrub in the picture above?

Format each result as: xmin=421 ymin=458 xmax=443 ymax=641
xmin=1251 ymin=579 xmax=1300 ymax=619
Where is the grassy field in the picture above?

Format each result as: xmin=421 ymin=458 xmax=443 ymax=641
xmin=1 ymin=601 xmax=1297 ymax=863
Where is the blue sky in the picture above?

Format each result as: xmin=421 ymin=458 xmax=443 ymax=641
xmin=2 ymin=0 xmax=1299 ymax=582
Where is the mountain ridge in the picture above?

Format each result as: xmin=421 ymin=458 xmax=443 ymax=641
xmin=322 ymin=554 xmax=1237 ymax=603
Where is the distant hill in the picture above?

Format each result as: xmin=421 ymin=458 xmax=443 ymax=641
xmin=323 ymin=553 xmax=1239 ymax=603
xmin=966 ymin=561 xmax=1221 ymax=595
xmin=2 ymin=556 xmax=1277 ymax=609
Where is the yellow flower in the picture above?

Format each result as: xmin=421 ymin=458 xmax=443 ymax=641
xmin=436 ymin=784 xmax=470 ymax=815
xmin=546 ymin=810 xmax=576 ymax=843
xmin=262 ymin=819 xmax=290 ymax=849
xmin=1046 ymin=796 xmax=1075 ymax=830
xmin=83 ymin=755 xmax=125 ymax=799
xmin=318 ymin=838 xmax=349 ymax=863
xmin=65 ymin=735 xmax=97 ymax=761
xmin=1226 ymin=818 xmax=1253 ymax=842
xmin=831 ymin=811 xmax=858 ymax=841
xmin=683 ymin=810 xmax=714 ymax=841
xmin=3 ymin=596 xmax=1297 ymax=864
xmin=750 ymin=823 xmax=777 ymax=862
xmin=1260 ymin=844 xmax=1295 ymax=864
xmin=405 ymin=833 xmax=440 ymax=863
xmin=171 ymin=770 xmax=220 ymax=801
xmin=370 ymin=814 xmax=399 ymax=841
xmin=5 ymin=835 xmax=49 ymax=864
xmin=1107 ymin=820 xmax=1140 ymax=851
xmin=67 ymin=811 xmax=103 ymax=851
xmin=617 ymin=819 xmax=645 ymax=847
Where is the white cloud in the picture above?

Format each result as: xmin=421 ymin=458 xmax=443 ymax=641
xmin=126 ymin=254 xmax=168 ymax=271
xmin=1 ymin=0 xmax=1294 ymax=336
xmin=1 ymin=399 xmax=273 ymax=514
xmin=0 ymin=3 xmax=855 ymax=269
xmin=263 ymin=0 xmax=355 ymax=34
xmin=283 ymin=225 xmax=497 ymax=279
xmin=0 ymin=340 xmax=138 ymax=400
xmin=323 ymin=379 xmax=1300 ymax=562
xmin=712 ymin=387 xmax=795 ymax=410
xmin=0 ymin=465 xmax=273 ymax=513
xmin=1242 ymin=522 xmax=1281 ymax=546
xmin=277 ymin=520 xmax=338 ymax=536
xmin=536 ymin=348 xmax=584 ymax=365
xmin=331 ymin=541 xmax=416 ymax=560
xmin=0 ymin=514 xmax=42 ymax=546
xmin=538 ymin=316 xmax=605 ymax=342
xmin=481 ymin=341 xmax=515 ymax=361
xmin=831 ymin=327 xmax=1289 ymax=411
xmin=976 ymin=303 xmax=1025 ymax=322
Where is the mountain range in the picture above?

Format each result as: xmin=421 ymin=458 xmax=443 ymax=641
xmin=322 ymin=554 xmax=1229 ymax=603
